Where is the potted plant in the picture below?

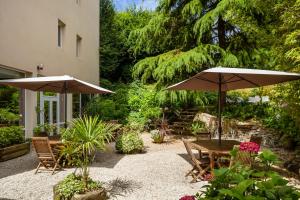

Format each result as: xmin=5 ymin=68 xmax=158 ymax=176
xmin=54 ymin=116 xmax=119 ymax=200
xmin=150 ymin=129 xmax=165 ymax=143
xmin=191 ymin=121 xmax=210 ymax=141
xmin=33 ymin=123 xmax=55 ymax=136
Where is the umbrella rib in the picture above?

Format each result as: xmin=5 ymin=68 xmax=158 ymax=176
xmin=35 ymin=83 xmax=62 ymax=91
xmin=196 ymin=76 xmax=218 ymax=84
xmin=233 ymin=74 xmax=260 ymax=87
xmin=223 ymin=75 xmax=237 ymax=83
xmin=35 ymin=83 xmax=51 ymax=91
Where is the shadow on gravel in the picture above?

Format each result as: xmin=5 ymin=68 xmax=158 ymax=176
xmin=0 ymin=198 xmax=16 ymax=200
xmin=105 ymin=178 xmax=142 ymax=198
xmin=93 ymin=143 xmax=125 ymax=168
xmin=0 ymin=149 xmax=38 ymax=179
xmin=177 ymin=153 xmax=194 ymax=165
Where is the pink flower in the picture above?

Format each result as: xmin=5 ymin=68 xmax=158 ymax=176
xmin=179 ymin=195 xmax=195 ymax=200
xmin=239 ymin=142 xmax=260 ymax=153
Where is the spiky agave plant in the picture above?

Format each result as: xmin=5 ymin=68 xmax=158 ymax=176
xmin=64 ymin=115 xmax=119 ymax=189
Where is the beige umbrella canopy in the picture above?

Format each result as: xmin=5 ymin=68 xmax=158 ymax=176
xmin=0 ymin=75 xmax=113 ymax=94
xmin=0 ymin=75 xmax=114 ymax=127
xmin=167 ymin=67 xmax=300 ymax=145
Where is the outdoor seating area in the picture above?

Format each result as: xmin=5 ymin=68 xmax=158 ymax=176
xmin=0 ymin=134 xmax=208 ymax=199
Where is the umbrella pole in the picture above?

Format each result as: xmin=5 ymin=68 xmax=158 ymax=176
xmin=64 ymin=82 xmax=67 ymax=128
xmin=218 ymin=74 xmax=222 ymax=145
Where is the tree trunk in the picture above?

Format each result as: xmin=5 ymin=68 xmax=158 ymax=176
xmin=218 ymin=16 xmax=227 ymax=108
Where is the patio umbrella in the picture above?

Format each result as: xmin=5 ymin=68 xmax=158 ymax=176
xmin=0 ymin=75 xmax=114 ymax=127
xmin=167 ymin=67 xmax=300 ymax=145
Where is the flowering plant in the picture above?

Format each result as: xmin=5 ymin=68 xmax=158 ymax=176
xmin=179 ymin=195 xmax=195 ymax=200
xmin=239 ymin=142 xmax=260 ymax=153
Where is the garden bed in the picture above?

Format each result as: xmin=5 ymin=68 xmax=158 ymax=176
xmin=0 ymin=142 xmax=30 ymax=162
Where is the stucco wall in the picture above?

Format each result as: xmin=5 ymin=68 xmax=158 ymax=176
xmin=0 ymin=0 xmax=99 ymax=137
xmin=0 ymin=0 xmax=99 ymax=84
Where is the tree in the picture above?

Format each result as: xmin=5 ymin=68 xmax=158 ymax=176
xmin=100 ymin=0 xmax=119 ymax=80
xmin=130 ymin=0 xmax=277 ymax=87
xmin=100 ymin=1 xmax=153 ymax=82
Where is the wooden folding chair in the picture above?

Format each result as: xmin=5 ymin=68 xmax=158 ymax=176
xmin=32 ymin=137 xmax=61 ymax=175
xmin=183 ymin=139 xmax=210 ymax=182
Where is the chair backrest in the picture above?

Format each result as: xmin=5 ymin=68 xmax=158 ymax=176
xmin=182 ymin=139 xmax=197 ymax=162
xmin=250 ymin=135 xmax=262 ymax=146
xmin=32 ymin=137 xmax=55 ymax=161
xmin=230 ymin=145 xmax=252 ymax=167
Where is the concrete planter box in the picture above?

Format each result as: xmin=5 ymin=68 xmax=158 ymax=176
xmin=53 ymin=185 xmax=107 ymax=200
xmin=0 ymin=142 xmax=30 ymax=162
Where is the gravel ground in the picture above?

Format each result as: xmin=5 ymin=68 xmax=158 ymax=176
xmin=0 ymin=134 xmax=205 ymax=200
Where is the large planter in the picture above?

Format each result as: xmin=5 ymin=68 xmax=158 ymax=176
xmin=72 ymin=189 xmax=107 ymax=200
xmin=53 ymin=185 xmax=107 ymax=200
xmin=0 ymin=142 xmax=30 ymax=162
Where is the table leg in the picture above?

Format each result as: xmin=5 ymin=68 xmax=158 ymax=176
xmin=209 ymin=152 xmax=215 ymax=175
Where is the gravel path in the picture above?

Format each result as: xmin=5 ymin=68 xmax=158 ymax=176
xmin=0 ymin=134 xmax=205 ymax=200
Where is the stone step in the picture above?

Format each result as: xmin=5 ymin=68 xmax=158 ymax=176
xmin=172 ymin=121 xmax=191 ymax=125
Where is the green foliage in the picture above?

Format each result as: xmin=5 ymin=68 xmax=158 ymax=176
xmin=0 ymin=126 xmax=24 ymax=148
xmin=191 ymin=121 xmax=207 ymax=135
xmin=55 ymin=173 xmax=102 ymax=200
xmin=126 ymin=82 xmax=162 ymax=127
xmin=100 ymin=0 xmax=153 ymax=81
xmin=84 ymin=81 xmax=162 ymax=128
xmin=196 ymin=149 xmax=300 ymax=199
xmin=33 ymin=123 xmax=56 ymax=136
xmin=115 ymin=131 xmax=144 ymax=154
xmin=0 ymin=108 xmax=20 ymax=124
xmin=62 ymin=116 xmax=119 ymax=188
xmin=84 ymin=98 xmax=128 ymax=121
xmin=0 ymin=86 xmax=19 ymax=113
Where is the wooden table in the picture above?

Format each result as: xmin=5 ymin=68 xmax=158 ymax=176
xmin=49 ymin=140 xmax=64 ymax=154
xmin=192 ymin=139 xmax=240 ymax=172
xmin=49 ymin=140 xmax=63 ymax=146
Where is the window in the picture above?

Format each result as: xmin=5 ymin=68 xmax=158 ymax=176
xmin=58 ymin=20 xmax=65 ymax=47
xmin=76 ymin=35 xmax=82 ymax=57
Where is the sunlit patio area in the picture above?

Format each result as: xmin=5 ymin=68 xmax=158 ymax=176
xmin=0 ymin=134 xmax=206 ymax=200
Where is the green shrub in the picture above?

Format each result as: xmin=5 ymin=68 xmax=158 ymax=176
xmin=55 ymin=173 xmax=102 ymax=200
xmin=191 ymin=121 xmax=207 ymax=135
xmin=0 ymin=126 xmax=24 ymax=148
xmin=84 ymin=98 xmax=129 ymax=122
xmin=0 ymin=108 xmax=20 ymax=124
xmin=195 ymin=149 xmax=300 ymax=199
xmin=115 ymin=132 xmax=144 ymax=153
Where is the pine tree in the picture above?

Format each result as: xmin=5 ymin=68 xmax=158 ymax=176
xmin=130 ymin=0 xmax=277 ymax=88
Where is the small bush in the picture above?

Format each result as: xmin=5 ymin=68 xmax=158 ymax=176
xmin=55 ymin=173 xmax=102 ymax=200
xmin=115 ymin=132 xmax=144 ymax=154
xmin=0 ymin=108 xmax=20 ymax=124
xmin=0 ymin=126 xmax=24 ymax=148
xmin=150 ymin=129 xmax=164 ymax=143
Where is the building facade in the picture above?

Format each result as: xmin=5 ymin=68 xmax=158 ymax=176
xmin=0 ymin=0 xmax=99 ymax=137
